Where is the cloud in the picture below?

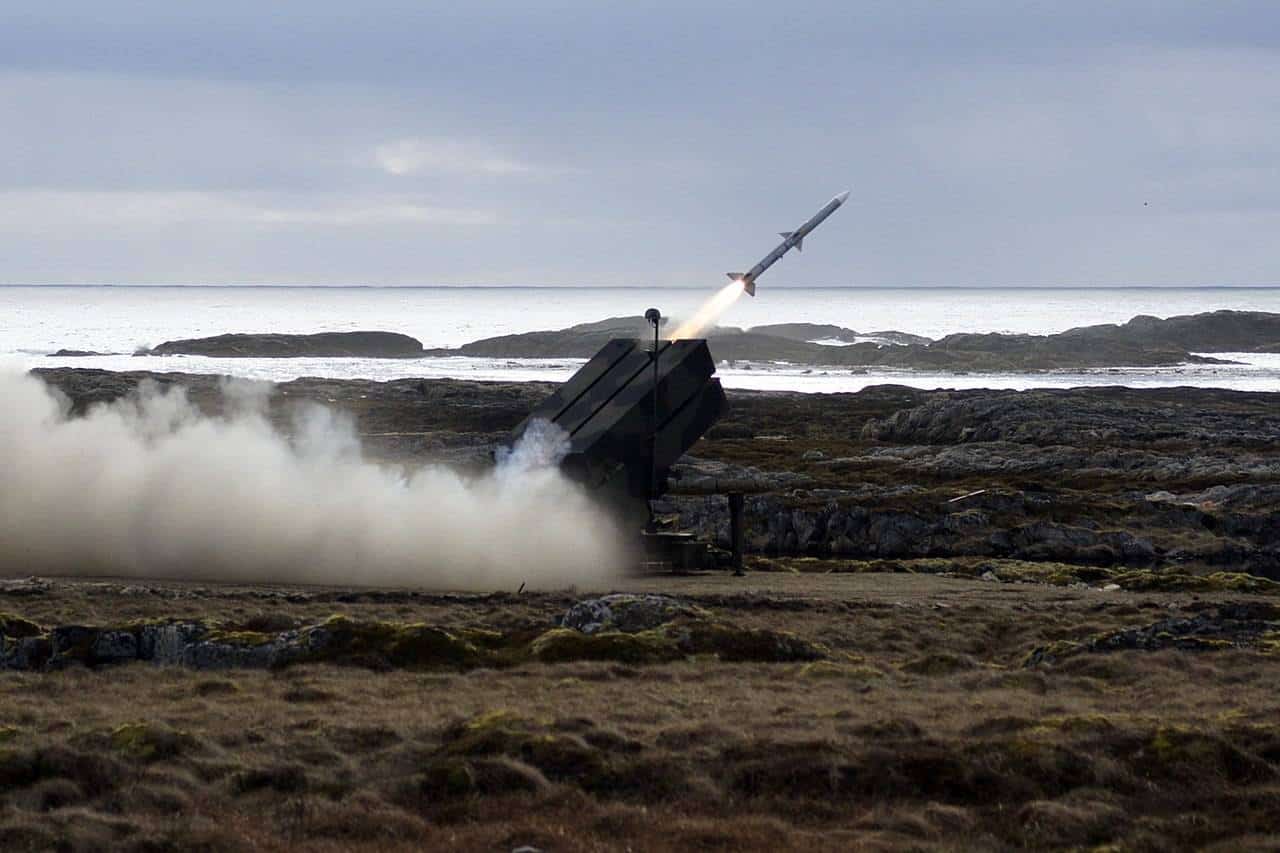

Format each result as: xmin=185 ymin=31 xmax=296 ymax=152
xmin=2 ymin=5 xmax=1279 ymax=285
xmin=0 ymin=190 xmax=499 ymax=230
xmin=373 ymin=138 xmax=532 ymax=177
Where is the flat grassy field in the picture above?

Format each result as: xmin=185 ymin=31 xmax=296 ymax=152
xmin=3 ymin=567 xmax=1279 ymax=851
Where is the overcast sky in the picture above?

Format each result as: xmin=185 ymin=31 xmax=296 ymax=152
xmin=3 ymin=1 xmax=1278 ymax=286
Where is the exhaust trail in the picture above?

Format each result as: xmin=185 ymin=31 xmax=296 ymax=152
xmin=667 ymin=279 xmax=747 ymax=340
xmin=0 ymin=370 xmax=624 ymax=589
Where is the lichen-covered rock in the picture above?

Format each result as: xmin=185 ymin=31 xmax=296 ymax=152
xmin=139 ymin=623 xmax=208 ymax=664
xmin=1 ymin=634 xmax=52 ymax=670
xmin=49 ymin=626 xmax=98 ymax=667
xmin=91 ymin=631 xmax=139 ymax=663
xmin=0 ymin=609 xmax=827 ymax=673
xmin=181 ymin=639 xmax=281 ymax=670
xmin=561 ymin=594 xmax=706 ymax=634
xmin=555 ymin=596 xmax=828 ymax=664
xmin=1024 ymin=602 xmax=1280 ymax=666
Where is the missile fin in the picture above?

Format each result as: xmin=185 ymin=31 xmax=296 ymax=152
xmin=744 ymin=279 xmax=756 ymax=296
xmin=794 ymin=237 xmax=804 ymax=252
xmin=779 ymin=231 xmax=794 ymax=240
xmin=726 ymin=272 xmax=744 ymax=281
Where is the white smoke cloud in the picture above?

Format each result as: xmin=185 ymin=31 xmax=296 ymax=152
xmin=0 ymin=371 xmax=624 ymax=589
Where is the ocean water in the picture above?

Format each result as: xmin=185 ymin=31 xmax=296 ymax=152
xmin=4 ymin=285 xmax=1280 ymax=393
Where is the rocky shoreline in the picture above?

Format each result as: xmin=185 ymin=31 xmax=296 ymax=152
xmin=31 ymin=367 xmax=1280 ymax=579
xmin=78 ymin=309 xmax=1280 ymax=371
xmin=435 ymin=311 xmax=1277 ymax=370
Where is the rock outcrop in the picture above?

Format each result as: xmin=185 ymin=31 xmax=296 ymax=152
xmin=0 ymin=603 xmax=827 ymax=672
xmin=435 ymin=310 xmax=1280 ymax=370
xmin=1058 ymin=310 xmax=1280 ymax=353
xmin=1024 ymin=602 xmax=1280 ymax=665
xmin=144 ymin=331 xmax=425 ymax=358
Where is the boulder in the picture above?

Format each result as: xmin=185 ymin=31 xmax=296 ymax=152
xmin=561 ymin=594 xmax=705 ymax=634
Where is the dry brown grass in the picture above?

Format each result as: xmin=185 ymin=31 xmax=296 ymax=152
xmin=2 ymin=571 xmax=1280 ymax=850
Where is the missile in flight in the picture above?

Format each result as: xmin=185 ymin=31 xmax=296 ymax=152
xmin=728 ymin=190 xmax=849 ymax=296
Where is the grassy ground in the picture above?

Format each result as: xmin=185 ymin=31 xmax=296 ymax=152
xmin=3 ymin=569 xmax=1280 ymax=851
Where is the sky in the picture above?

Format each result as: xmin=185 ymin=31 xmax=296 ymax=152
xmin=2 ymin=1 xmax=1279 ymax=287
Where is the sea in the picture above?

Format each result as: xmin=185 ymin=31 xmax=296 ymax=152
xmin=4 ymin=285 xmax=1280 ymax=393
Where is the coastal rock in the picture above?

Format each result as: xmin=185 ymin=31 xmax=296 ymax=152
xmin=747 ymin=323 xmax=931 ymax=347
xmin=1059 ymin=310 xmax=1280 ymax=353
xmin=145 ymin=331 xmax=425 ymax=358
xmin=434 ymin=310 xmax=1280 ymax=370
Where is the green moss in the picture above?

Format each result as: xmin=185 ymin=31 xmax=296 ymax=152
xmin=454 ymin=627 xmax=506 ymax=649
xmin=677 ymin=621 xmax=828 ymax=662
xmin=828 ymin=559 xmax=1280 ymax=595
xmin=388 ymin=624 xmax=485 ymax=667
xmin=1144 ymin=725 xmax=1228 ymax=771
xmin=1112 ymin=570 xmax=1280 ymax=594
xmin=1022 ymin=640 xmax=1083 ymax=667
xmin=1260 ymin=631 xmax=1280 ymax=655
xmin=440 ymin=712 xmax=606 ymax=783
xmin=110 ymin=722 xmax=200 ymax=762
xmin=204 ymin=630 xmax=274 ymax=647
xmin=1043 ymin=714 xmax=1118 ymax=734
xmin=464 ymin=710 xmax=522 ymax=730
xmin=529 ymin=628 xmax=682 ymax=665
xmin=303 ymin=615 xmax=489 ymax=669
xmin=442 ymin=711 xmax=539 ymax=757
xmin=1202 ymin=572 xmax=1280 ymax=594
xmin=744 ymin=557 xmax=800 ymax=573
xmin=798 ymin=661 xmax=884 ymax=681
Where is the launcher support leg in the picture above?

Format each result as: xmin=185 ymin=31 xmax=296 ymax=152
xmin=728 ymin=492 xmax=745 ymax=576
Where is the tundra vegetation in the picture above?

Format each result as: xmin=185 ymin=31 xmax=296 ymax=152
xmin=2 ymin=573 xmax=1280 ymax=850
xmin=2 ymin=367 xmax=1278 ymax=849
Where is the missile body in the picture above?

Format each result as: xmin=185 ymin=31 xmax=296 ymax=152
xmin=728 ymin=190 xmax=849 ymax=296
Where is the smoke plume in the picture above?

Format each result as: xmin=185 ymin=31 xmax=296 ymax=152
xmin=0 ymin=370 xmax=624 ymax=589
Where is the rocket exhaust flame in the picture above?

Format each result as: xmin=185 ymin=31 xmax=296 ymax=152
xmin=667 ymin=278 xmax=746 ymax=340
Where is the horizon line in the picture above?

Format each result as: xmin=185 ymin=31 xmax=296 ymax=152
xmin=3 ymin=283 xmax=1280 ymax=291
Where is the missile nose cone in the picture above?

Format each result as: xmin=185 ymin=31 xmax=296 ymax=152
xmin=835 ymin=190 xmax=850 ymax=205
